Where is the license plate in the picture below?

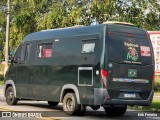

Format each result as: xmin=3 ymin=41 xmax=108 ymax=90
xmin=124 ymin=93 xmax=136 ymax=98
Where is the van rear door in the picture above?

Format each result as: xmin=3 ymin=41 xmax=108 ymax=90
xmin=105 ymin=26 xmax=154 ymax=100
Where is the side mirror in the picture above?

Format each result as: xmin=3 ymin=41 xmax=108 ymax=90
xmin=11 ymin=59 xmax=14 ymax=64
xmin=10 ymin=57 xmax=18 ymax=64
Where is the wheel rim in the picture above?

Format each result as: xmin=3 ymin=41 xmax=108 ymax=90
xmin=66 ymin=98 xmax=74 ymax=111
xmin=7 ymin=90 xmax=13 ymax=102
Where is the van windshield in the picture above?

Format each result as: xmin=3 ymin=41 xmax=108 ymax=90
xmin=107 ymin=32 xmax=153 ymax=65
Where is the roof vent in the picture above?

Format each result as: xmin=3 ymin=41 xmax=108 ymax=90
xmin=103 ymin=21 xmax=134 ymax=26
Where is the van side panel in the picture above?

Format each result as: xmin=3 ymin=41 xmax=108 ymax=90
xmin=24 ymin=33 xmax=102 ymax=104
xmin=16 ymin=65 xmax=28 ymax=98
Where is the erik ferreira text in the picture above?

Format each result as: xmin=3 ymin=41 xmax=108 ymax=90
xmin=138 ymin=113 xmax=158 ymax=117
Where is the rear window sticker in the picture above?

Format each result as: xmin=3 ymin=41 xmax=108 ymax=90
xmin=127 ymin=47 xmax=138 ymax=61
xmin=124 ymin=42 xmax=141 ymax=64
xmin=140 ymin=46 xmax=151 ymax=57
xmin=124 ymin=42 xmax=139 ymax=48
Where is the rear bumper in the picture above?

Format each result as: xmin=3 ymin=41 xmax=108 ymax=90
xmin=94 ymin=88 xmax=154 ymax=106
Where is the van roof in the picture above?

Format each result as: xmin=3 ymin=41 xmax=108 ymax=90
xmin=23 ymin=24 xmax=146 ymax=42
xmin=23 ymin=25 xmax=103 ymax=42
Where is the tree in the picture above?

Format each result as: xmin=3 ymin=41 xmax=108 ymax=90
xmin=0 ymin=2 xmax=6 ymax=60
xmin=114 ymin=0 xmax=160 ymax=30
xmin=90 ymin=0 xmax=117 ymax=24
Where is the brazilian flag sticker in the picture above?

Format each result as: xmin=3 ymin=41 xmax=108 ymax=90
xmin=128 ymin=69 xmax=137 ymax=77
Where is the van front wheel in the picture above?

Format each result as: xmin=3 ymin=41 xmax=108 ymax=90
xmin=5 ymin=86 xmax=18 ymax=105
xmin=63 ymin=93 xmax=79 ymax=115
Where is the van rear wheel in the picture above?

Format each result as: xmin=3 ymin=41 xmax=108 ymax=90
xmin=5 ymin=86 xmax=18 ymax=105
xmin=114 ymin=105 xmax=127 ymax=116
xmin=103 ymin=105 xmax=127 ymax=116
xmin=63 ymin=93 xmax=79 ymax=115
xmin=48 ymin=101 xmax=59 ymax=106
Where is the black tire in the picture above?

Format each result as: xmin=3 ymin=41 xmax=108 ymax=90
xmin=76 ymin=104 xmax=86 ymax=115
xmin=114 ymin=105 xmax=127 ymax=116
xmin=104 ymin=105 xmax=127 ymax=116
xmin=103 ymin=105 xmax=115 ymax=116
xmin=48 ymin=101 xmax=59 ymax=106
xmin=63 ymin=93 xmax=79 ymax=115
xmin=5 ymin=86 xmax=18 ymax=105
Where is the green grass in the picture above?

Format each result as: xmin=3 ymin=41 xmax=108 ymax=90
xmin=152 ymin=99 xmax=159 ymax=110
xmin=0 ymin=80 xmax=4 ymax=85
xmin=130 ymin=99 xmax=160 ymax=111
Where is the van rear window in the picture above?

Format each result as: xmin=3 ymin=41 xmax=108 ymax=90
xmin=107 ymin=32 xmax=152 ymax=65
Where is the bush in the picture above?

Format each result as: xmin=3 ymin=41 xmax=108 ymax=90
xmin=0 ymin=74 xmax=4 ymax=85
xmin=154 ymin=83 xmax=160 ymax=92
xmin=0 ymin=63 xmax=4 ymax=75
xmin=0 ymin=64 xmax=4 ymax=85
xmin=0 ymin=74 xmax=3 ymax=79
xmin=154 ymin=76 xmax=160 ymax=92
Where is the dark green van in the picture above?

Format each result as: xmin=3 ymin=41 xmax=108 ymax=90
xmin=4 ymin=22 xmax=154 ymax=116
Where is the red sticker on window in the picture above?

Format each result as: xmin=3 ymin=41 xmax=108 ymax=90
xmin=43 ymin=49 xmax=52 ymax=58
xmin=140 ymin=46 xmax=151 ymax=57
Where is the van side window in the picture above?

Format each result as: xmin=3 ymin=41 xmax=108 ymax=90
xmin=24 ymin=44 xmax=30 ymax=61
xmin=82 ymin=41 xmax=95 ymax=53
xmin=14 ymin=45 xmax=22 ymax=63
xmin=37 ymin=43 xmax=52 ymax=58
xmin=14 ymin=44 xmax=30 ymax=63
xmin=20 ymin=44 xmax=30 ymax=62
xmin=20 ymin=45 xmax=26 ymax=61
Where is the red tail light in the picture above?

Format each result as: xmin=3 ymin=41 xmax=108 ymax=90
xmin=108 ymin=32 xmax=112 ymax=35
xmin=101 ymin=69 xmax=108 ymax=88
xmin=128 ymin=33 xmax=133 ymax=37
